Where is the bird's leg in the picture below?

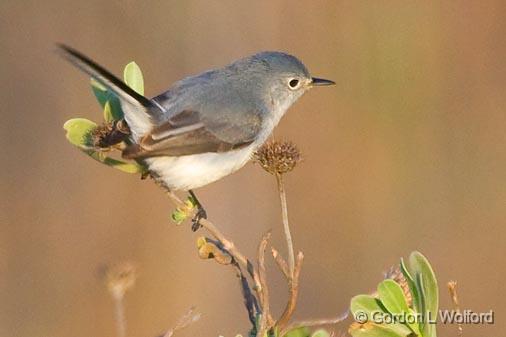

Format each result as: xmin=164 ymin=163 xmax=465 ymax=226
xmin=189 ymin=190 xmax=207 ymax=231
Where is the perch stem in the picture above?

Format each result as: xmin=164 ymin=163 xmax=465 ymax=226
xmin=271 ymin=247 xmax=290 ymax=279
xmin=275 ymin=251 xmax=304 ymax=330
xmin=113 ymin=294 xmax=126 ymax=337
xmin=276 ymin=173 xmax=295 ymax=277
xmin=256 ymin=232 xmax=274 ymax=337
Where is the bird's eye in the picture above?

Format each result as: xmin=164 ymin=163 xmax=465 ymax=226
xmin=288 ymin=78 xmax=300 ymax=89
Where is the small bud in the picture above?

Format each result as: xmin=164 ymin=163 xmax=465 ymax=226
xmin=196 ymin=237 xmax=232 ymax=265
xmin=253 ymin=141 xmax=301 ymax=175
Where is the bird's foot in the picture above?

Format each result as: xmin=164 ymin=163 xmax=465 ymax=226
xmin=189 ymin=190 xmax=207 ymax=231
xmin=191 ymin=207 xmax=207 ymax=231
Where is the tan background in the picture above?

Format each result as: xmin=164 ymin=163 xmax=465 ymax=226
xmin=1 ymin=1 xmax=505 ymax=336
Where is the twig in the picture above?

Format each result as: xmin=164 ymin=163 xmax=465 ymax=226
xmin=166 ymin=190 xmax=186 ymax=209
xmin=256 ymin=232 xmax=274 ymax=337
xmin=271 ymin=247 xmax=290 ymax=279
xmin=199 ymin=218 xmax=251 ymax=274
xmin=198 ymin=236 xmax=260 ymax=328
xmin=276 ymin=251 xmax=304 ymax=330
xmin=447 ymin=281 xmax=463 ymax=337
xmin=162 ymin=307 xmax=201 ymax=337
xmin=113 ymin=295 xmax=126 ymax=337
xmin=281 ymin=311 xmax=349 ymax=336
xmin=164 ymin=191 xmax=265 ymax=330
xmin=276 ymin=173 xmax=295 ymax=277
xmin=235 ymin=263 xmax=260 ymax=327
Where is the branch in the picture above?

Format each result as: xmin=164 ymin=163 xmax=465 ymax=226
xmin=281 ymin=311 xmax=349 ymax=336
xmin=276 ymin=173 xmax=295 ymax=276
xmin=275 ymin=251 xmax=304 ymax=330
xmin=271 ymin=247 xmax=290 ymax=279
xmin=162 ymin=307 xmax=201 ymax=337
xmin=256 ymin=232 xmax=273 ymax=337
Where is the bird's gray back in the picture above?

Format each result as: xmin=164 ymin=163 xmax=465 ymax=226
xmin=149 ymin=51 xmax=309 ymax=144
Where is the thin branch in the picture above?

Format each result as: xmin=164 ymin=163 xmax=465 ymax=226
xmin=113 ymin=295 xmax=126 ymax=337
xmin=166 ymin=191 xmax=186 ymax=209
xmin=275 ymin=251 xmax=304 ymax=330
xmin=164 ymin=191 xmax=265 ymax=330
xmin=162 ymin=307 xmax=201 ymax=337
xmin=271 ymin=247 xmax=290 ymax=279
xmin=233 ymin=262 xmax=259 ymax=328
xmin=281 ymin=311 xmax=349 ymax=336
xmin=199 ymin=218 xmax=250 ymax=272
xmin=256 ymin=232 xmax=274 ymax=337
xmin=276 ymin=173 xmax=295 ymax=277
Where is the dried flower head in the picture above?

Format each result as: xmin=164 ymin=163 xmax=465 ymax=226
xmin=91 ymin=120 xmax=130 ymax=148
xmin=105 ymin=262 xmax=137 ymax=299
xmin=253 ymin=140 xmax=301 ymax=175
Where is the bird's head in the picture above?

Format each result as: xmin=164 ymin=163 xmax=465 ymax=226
xmin=231 ymin=51 xmax=335 ymax=110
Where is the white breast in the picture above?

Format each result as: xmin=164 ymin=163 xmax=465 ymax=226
xmin=145 ymin=144 xmax=256 ymax=191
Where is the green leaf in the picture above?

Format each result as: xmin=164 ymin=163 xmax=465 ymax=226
xmin=377 ymin=279 xmax=419 ymax=335
xmin=400 ymin=258 xmax=421 ymax=314
xmin=350 ymin=295 xmax=412 ymax=337
xmin=86 ymin=150 xmax=144 ymax=174
xmin=408 ymin=252 xmax=438 ymax=337
xmin=377 ymin=279 xmax=411 ymax=315
xmin=171 ymin=198 xmax=197 ymax=225
xmin=63 ymin=118 xmax=97 ymax=147
xmin=350 ymin=294 xmax=387 ymax=317
xmin=123 ymin=62 xmax=144 ymax=95
xmin=349 ymin=322 xmax=409 ymax=337
xmin=284 ymin=327 xmax=310 ymax=337
xmin=310 ymin=329 xmax=330 ymax=337
xmin=408 ymin=252 xmax=438 ymax=318
xmin=103 ymin=101 xmax=114 ymax=123
xmin=90 ymin=78 xmax=123 ymax=120
xmin=64 ymin=118 xmax=144 ymax=174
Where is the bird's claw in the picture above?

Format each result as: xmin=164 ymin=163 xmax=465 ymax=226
xmin=191 ymin=207 xmax=207 ymax=231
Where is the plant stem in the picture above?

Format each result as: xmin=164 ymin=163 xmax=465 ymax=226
xmin=113 ymin=294 xmax=126 ymax=337
xmin=276 ymin=173 xmax=295 ymax=277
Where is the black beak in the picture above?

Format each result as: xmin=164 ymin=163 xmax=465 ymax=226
xmin=311 ymin=77 xmax=335 ymax=86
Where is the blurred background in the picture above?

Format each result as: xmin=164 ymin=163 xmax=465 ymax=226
xmin=1 ymin=1 xmax=505 ymax=336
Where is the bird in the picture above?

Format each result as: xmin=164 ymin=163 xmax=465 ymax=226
xmin=58 ymin=44 xmax=334 ymax=227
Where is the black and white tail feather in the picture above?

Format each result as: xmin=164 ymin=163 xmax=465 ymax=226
xmin=57 ymin=44 xmax=159 ymax=141
xmin=58 ymin=44 xmax=259 ymax=160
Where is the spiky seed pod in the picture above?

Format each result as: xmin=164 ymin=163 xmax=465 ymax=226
xmin=91 ymin=119 xmax=131 ymax=148
xmin=253 ymin=140 xmax=301 ymax=175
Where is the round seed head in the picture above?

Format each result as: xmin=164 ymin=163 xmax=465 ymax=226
xmin=254 ymin=141 xmax=301 ymax=175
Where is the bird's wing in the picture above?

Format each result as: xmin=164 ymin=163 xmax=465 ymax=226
xmin=122 ymin=109 xmax=262 ymax=158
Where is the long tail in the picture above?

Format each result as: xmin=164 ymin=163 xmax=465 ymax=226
xmin=57 ymin=44 xmax=158 ymax=139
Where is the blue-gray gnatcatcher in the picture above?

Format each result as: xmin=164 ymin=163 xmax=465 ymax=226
xmin=58 ymin=44 xmax=334 ymax=224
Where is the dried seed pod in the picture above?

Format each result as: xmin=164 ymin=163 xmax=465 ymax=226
xmin=253 ymin=140 xmax=301 ymax=175
xmin=91 ymin=119 xmax=131 ymax=148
